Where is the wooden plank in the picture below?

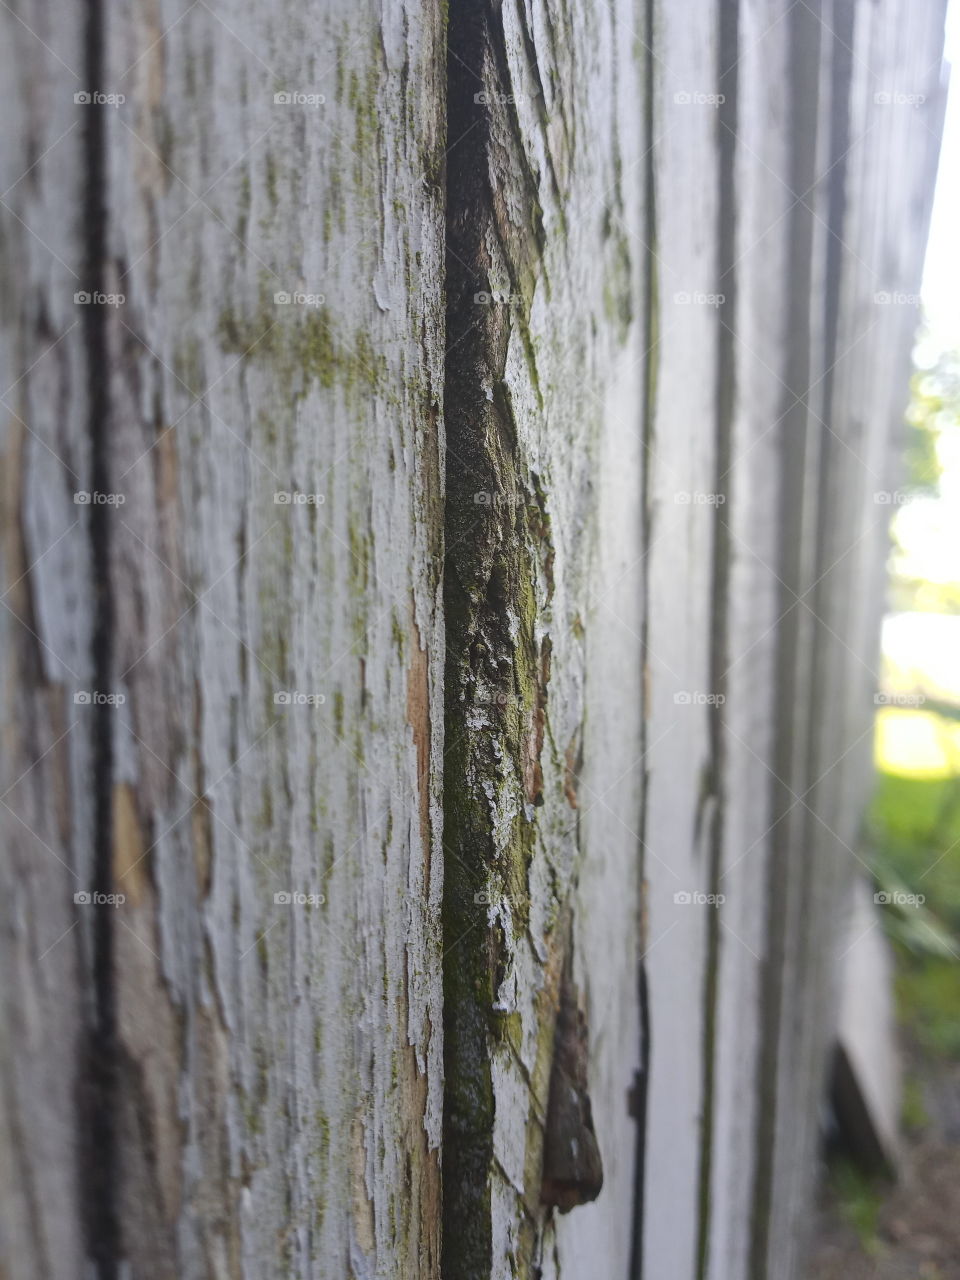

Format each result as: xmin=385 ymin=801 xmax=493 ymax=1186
xmin=0 ymin=0 xmax=947 ymax=1275
xmin=441 ymin=0 xmax=650 ymax=1275
xmin=640 ymin=1 xmax=723 ymax=1275
xmin=90 ymin=0 xmax=446 ymax=1272
xmin=0 ymin=4 xmax=97 ymax=1276
xmin=832 ymin=877 xmax=901 ymax=1173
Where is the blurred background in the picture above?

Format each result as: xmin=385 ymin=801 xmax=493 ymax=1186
xmin=811 ymin=2 xmax=960 ymax=1273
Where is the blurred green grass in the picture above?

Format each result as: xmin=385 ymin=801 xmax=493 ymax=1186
xmin=868 ymin=766 xmax=960 ymax=1060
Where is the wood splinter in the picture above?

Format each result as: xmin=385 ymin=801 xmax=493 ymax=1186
xmin=540 ymin=955 xmax=604 ymax=1213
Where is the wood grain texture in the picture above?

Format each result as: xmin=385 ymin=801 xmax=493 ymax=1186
xmin=0 ymin=2 xmax=97 ymax=1276
xmin=0 ymin=0 xmax=946 ymax=1277
xmin=3 ymin=0 xmax=447 ymax=1275
xmin=441 ymin=1 xmax=647 ymax=1276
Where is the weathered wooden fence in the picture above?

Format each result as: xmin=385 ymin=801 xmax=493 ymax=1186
xmin=0 ymin=0 xmax=945 ymax=1276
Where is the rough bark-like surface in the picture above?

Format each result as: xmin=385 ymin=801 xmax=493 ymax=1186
xmin=0 ymin=3 xmax=96 ymax=1275
xmin=2 ymin=0 xmax=446 ymax=1276
xmin=0 ymin=0 xmax=946 ymax=1278
xmin=442 ymin=2 xmax=647 ymax=1277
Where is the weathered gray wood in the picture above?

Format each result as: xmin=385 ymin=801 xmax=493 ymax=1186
xmin=440 ymin=2 xmax=649 ymax=1275
xmin=0 ymin=0 xmax=946 ymax=1277
xmin=100 ymin=1 xmax=449 ymax=1273
xmin=3 ymin=0 xmax=447 ymax=1276
xmin=0 ymin=4 xmax=98 ymax=1277
xmin=833 ymin=877 xmax=901 ymax=1172
xmin=640 ymin=4 xmax=723 ymax=1275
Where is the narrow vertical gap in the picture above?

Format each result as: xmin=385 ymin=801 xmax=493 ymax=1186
xmin=696 ymin=0 xmax=739 ymax=1274
xmin=80 ymin=0 xmax=118 ymax=1272
xmin=749 ymin=3 xmax=825 ymax=1275
xmin=797 ymin=0 xmax=854 ymax=1233
xmin=808 ymin=0 xmax=854 ymax=729
xmin=440 ymin=5 xmax=496 ymax=1279
xmin=629 ymin=0 xmax=658 ymax=1275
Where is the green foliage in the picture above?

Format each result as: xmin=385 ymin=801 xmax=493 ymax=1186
xmin=869 ymin=769 xmax=960 ymax=1060
xmin=869 ymin=772 xmax=960 ymax=933
xmin=896 ymin=959 xmax=960 ymax=1057
xmin=888 ymin=339 xmax=960 ymax=612
xmin=901 ymin=1072 xmax=929 ymax=1135
xmin=828 ymin=1157 xmax=884 ymax=1252
xmin=903 ymin=343 xmax=960 ymax=494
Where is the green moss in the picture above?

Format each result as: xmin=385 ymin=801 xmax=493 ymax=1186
xmin=172 ymin=343 xmax=205 ymax=398
xmin=391 ymin=610 xmax=405 ymax=657
xmin=603 ymin=228 xmax=634 ymax=345
xmin=258 ymin=780 xmax=273 ymax=832
xmin=216 ymin=290 xmax=384 ymax=403
xmin=264 ymin=151 xmax=280 ymax=208
xmin=901 ymin=1071 xmax=928 ymax=1134
xmin=827 ymin=1158 xmax=883 ymax=1253
xmin=870 ymin=768 xmax=960 ymax=1058
xmin=235 ymin=170 xmax=252 ymax=243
